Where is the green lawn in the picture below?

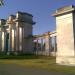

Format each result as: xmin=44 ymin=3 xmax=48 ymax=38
xmin=0 ymin=56 xmax=75 ymax=74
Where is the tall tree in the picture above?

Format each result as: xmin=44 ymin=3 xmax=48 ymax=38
xmin=0 ymin=0 xmax=4 ymax=6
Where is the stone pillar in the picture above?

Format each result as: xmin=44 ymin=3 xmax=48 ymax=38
xmin=2 ymin=31 xmax=5 ymax=52
xmin=41 ymin=37 xmax=43 ymax=51
xmin=53 ymin=5 xmax=75 ymax=65
xmin=9 ymin=25 xmax=12 ymax=52
xmin=54 ymin=36 xmax=57 ymax=55
xmin=44 ymin=33 xmax=50 ymax=56
xmin=0 ymin=31 xmax=2 ymax=51
xmin=0 ymin=19 xmax=6 ymax=52
xmin=16 ymin=22 xmax=19 ymax=52
xmin=51 ymin=36 xmax=56 ymax=56
xmin=15 ymin=11 xmax=35 ymax=54
xmin=19 ymin=27 xmax=23 ymax=52
xmin=36 ymin=38 xmax=39 ymax=55
xmin=15 ymin=22 xmax=23 ymax=53
xmin=12 ymin=29 xmax=15 ymax=51
xmin=14 ymin=29 xmax=16 ymax=51
xmin=41 ymin=37 xmax=43 ymax=55
xmin=1 ymin=31 xmax=6 ymax=52
xmin=7 ymin=15 xmax=16 ymax=53
xmin=22 ymin=27 xmax=24 ymax=52
xmin=15 ymin=20 xmax=26 ymax=53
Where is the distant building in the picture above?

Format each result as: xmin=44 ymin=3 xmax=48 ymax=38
xmin=0 ymin=11 xmax=35 ymax=54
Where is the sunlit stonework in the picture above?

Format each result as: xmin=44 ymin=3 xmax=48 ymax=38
xmin=0 ymin=11 xmax=35 ymax=54
xmin=53 ymin=5 xmax=75 ymax=65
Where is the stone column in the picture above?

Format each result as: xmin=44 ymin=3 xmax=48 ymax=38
xmin=16 ymin=23 xmax=23 ymax=53
xmin=41 ymin=37 xmax=43 ymax=51
xmin=16 ymin=22 xmax=19 ymax=52
xmin=7 ymin=15 xmax=16 ymax=54
xmin=14 ymin=29 xmax=16 ymax=51
xmin=1 ymin=31 xmax=6 ymax=52
xmin=2 ymin=31 xmax=5 ymax=52
xmin=22 ymin=27 xmax=24 ymax=53
xmin=12 ymin=29 xmax=15 ymax=51
xmin=0 ymin=31 xmax=2 ymax=51
xmin=44 ymin=33 xmax=50 ymax=56
xmin=9 ymin=25 xmax=12 ymax=52
xmin=19 ymin=27 xmax=22 ymax=52
xmin=36 ymin=38 xmax=39 ymax=55
xmin=41 ymin=37 xmax=43 ymax=55
xmin=54 ymin=36 xmax=57 ymax=56
xmin=0 ymin=19 xmax=6 ymax=52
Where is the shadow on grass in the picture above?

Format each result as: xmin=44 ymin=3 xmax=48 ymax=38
xmin=0 ymin=55 xmax=40 ymax=60
xmin=0 ymin=51 xmax=56 ymax=60
xmin=0 ymin=54 xmax=56 ymax=60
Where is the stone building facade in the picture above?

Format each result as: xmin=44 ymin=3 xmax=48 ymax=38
xmin=0 ymin=11 xmax=35 ymax=54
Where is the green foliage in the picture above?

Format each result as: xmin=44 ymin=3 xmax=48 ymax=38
xmin=0 ymin=0 xmax=4 ymax=6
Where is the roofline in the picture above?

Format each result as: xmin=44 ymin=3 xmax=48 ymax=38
xmin=52 ymin=5 xmax=75 ymax=17
xmin=17 ymin=11 xmax=33 ymax=17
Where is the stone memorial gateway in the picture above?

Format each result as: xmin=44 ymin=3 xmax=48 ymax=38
xmin=0 ymin=11 xmax=57 ymax=56
xmin=1 ymin=4 xmax=75 ymax=66
xmin=53 ymin=5 xmax=75 ymax=65
xmin=0 ymin=11 xmax=35 ymax=54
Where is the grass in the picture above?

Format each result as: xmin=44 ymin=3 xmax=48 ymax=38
xmin=0 ymin=54 xmax=39 ymax=59
xmin=0 ymin=56 xmax=75 ymax=74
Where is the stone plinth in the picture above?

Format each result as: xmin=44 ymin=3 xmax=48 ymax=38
xmin=53 ymin=5 xmax=75 ymax=65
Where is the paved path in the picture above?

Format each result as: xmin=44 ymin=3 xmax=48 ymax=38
xmin=0 ymin=64 xmax=72 ymax=75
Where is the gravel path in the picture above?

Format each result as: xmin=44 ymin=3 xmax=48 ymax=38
xmin=0 ymin=64 xmax=72 ymax=75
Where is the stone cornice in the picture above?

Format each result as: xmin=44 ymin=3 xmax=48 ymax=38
xmin=52 ymin=5 xmax=75 ymax=17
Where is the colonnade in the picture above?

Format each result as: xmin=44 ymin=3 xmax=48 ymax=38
xmin=0 ymin=11 xmax=35 ymax=54
xmin=33 ymin=31 xmax=57 ymax=56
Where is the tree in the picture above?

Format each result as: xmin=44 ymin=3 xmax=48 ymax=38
xmin=0 ymin=0 xmax=4 ymax=6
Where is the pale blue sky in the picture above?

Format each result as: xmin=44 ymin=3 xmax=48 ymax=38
xmin=0 ymin=0 xmax=75 ymax=35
